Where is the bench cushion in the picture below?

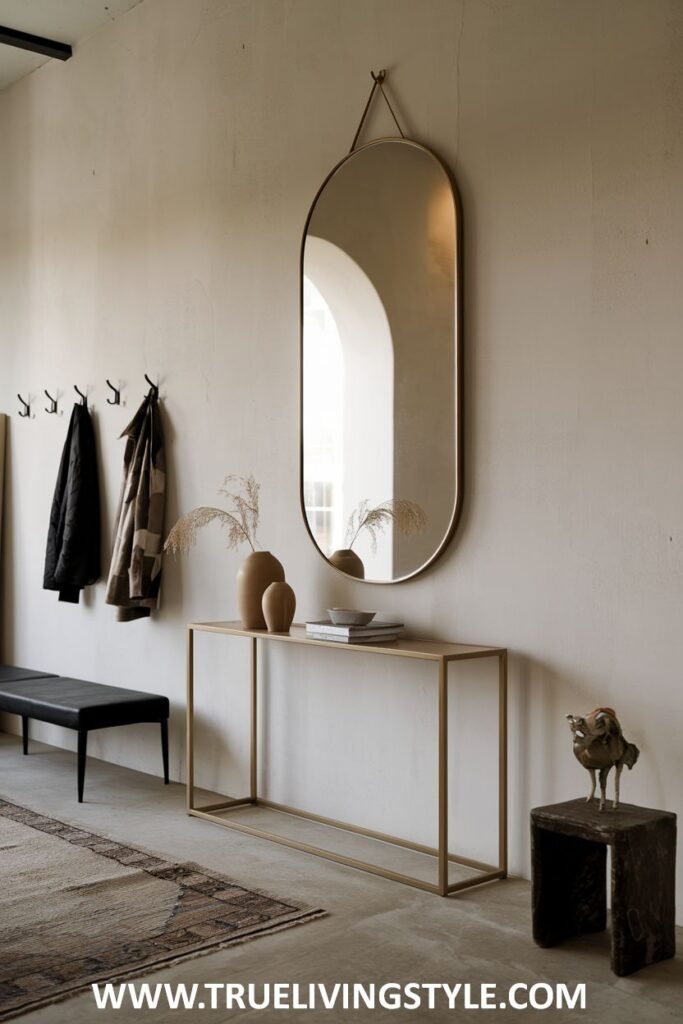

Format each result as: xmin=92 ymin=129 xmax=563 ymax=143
xmin=0 ymin=677 xmax=169 ymax=731
xmin=0 ymin=666 xmax=58 ymax=683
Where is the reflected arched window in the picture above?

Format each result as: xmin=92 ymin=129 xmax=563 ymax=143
xmin=302 ymin=276 xmax=344 ymax=553
xmin=303 ymin=237 xmax=394 ymax=575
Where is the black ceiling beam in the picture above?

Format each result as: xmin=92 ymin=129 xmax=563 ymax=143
xmin=0 ymin=25 xmax=72 ymax=61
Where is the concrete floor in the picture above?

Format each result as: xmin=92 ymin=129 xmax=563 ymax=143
xmin=1 ymin=732 xmax=680 ymax=1023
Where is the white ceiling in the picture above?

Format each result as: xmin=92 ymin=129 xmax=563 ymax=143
xmin=0 ymin=0 xmax=145 ymax=91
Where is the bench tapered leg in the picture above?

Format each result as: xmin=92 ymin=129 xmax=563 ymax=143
xmin=160 ymin=719 xmax=169 ymax=784
xmin=77 ymin=730 xmax=88 ymax=803
xmin=22 ymin=716 xmax=29 ymax=755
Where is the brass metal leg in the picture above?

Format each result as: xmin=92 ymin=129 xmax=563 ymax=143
xmin=499 ymin=650 xmax=508 ymax=875
xmin=438 ymin=657 xmax=448 ymax=895
xmin=186 ymin=627 xmax=194 ymax=812
xmin=250 ymin=637 xmax=257 ymax=801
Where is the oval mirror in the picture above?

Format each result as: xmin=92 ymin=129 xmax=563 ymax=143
xmin=300 ymin=138 xmax=462 ymax=583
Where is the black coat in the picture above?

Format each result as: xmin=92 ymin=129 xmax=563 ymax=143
xmin=43 ymin=403 xmax=101 ymax=603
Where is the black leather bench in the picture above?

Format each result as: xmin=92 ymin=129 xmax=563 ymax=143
xmin=0 ymin=666 xmax=169 ymax=802
xmin=0 ymin=666 xmax=57 ymax=683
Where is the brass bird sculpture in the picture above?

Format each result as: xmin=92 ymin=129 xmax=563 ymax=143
xmin=566 ymin=707 xmax=639 ymax=811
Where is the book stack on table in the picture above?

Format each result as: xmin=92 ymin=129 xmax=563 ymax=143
xmin=305 ymin=620 xmax=404 ymax=643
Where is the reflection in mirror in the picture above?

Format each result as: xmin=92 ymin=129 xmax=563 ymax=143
xmin=301 ymin=139 xmax=461 ymax=582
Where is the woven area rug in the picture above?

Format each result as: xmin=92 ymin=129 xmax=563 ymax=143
xmin=0 ymin=799 xmax=326 ymax=1020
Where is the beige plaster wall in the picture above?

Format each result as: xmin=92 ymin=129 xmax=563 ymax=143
xmin=0 ymin=415 xmax=5 ymax=591
xmin=0 ymin=0 xmax=682 ymax=919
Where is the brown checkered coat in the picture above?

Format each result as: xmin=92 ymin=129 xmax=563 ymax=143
xmin=106 ymin=393 xmax=165 ymax=621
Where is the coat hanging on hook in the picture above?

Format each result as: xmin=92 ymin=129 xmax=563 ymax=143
xmin=106 ymin=387 xmax=166 ymax=621
xmin=44 ymin=402 xmax=101 ymax=603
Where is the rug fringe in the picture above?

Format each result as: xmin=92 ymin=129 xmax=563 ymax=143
xmin=0 ymin=909 xmax=327 ymax=1021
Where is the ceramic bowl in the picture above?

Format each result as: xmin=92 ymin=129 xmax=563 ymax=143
xmin=328 ymin=608 xmax=376 ymax=626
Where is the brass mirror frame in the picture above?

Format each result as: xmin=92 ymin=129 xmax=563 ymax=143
xmin=299 ymin=136 xmax=463 ymax=584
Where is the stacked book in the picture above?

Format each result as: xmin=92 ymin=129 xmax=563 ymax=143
xmin=305 ymin=620 xmax=404 ymax=644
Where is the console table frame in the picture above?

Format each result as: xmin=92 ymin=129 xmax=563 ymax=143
xmin=186 ymin=621 xmax=507 ymax=897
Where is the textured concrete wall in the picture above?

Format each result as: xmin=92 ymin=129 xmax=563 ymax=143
xmin=1 ymin=0 xmax=682 ymax=920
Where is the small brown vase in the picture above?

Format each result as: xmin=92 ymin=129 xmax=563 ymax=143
xmin=262 ymin=581 xmax=296 ymax=633
xmin=328 ymin=548 xmax=365 ymax=579
xmin=236 ymin=551 xmax=285 ymax=629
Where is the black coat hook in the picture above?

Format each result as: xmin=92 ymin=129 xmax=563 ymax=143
xmin=74 ymin=385 xmax=87 ymax=406
xmin=44 ymin=390 xmax=58 ymax=414
xmin=106 ymin=379 xmax=121 ymax=405
xmin=144 ymin=373 xmax=159 ymax=399
xmin=17 ymin=393 xmax=30 ymax=418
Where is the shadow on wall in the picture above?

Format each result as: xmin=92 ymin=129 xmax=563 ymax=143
xmin=191 ymin=706 xmax=244 ymax=795
xmin=155 ymin=395 xmax=183 ymax=619
xmin=91 ymin=406 xmax=112 ymax=594
xmin=511 ymin=654 xmax=659 ymax=875
xmin=0 ymin=417 xmax=16 ymax=663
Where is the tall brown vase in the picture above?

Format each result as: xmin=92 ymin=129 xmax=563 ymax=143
xmin=328 ymin=548 xmax=365 ymax=579
xmin=236 ymin=551 xmax=285 ymax=629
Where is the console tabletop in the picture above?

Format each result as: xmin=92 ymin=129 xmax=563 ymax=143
xmin=190 ymin=621 xmax=504 ymax=661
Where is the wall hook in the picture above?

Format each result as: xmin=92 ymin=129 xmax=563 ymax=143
xmin=44 ymin=389 xmax=58 ymax=414
xmin=106 ymin=378 xmax=121 ymax=405
xmin=17 ymin=393 xmax=30 ymax=418
xmin=144 ymin=373 xmax=159 ymax=399
xmin=74 ymin=384 xmax=87 ymax=406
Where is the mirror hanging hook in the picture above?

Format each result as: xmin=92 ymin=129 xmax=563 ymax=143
xmin=349 ymin=68 xmax=404 ymax=153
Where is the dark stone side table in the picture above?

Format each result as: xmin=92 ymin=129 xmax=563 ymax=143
xmin=531 ymin=799 xmax=676 ymax=976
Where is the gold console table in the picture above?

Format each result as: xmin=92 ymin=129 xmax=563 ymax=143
xmin=186 ymin=622 xmax=507 ymax=897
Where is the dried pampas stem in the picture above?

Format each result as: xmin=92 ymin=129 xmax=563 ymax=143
xmin=345 ymin=498 xmax=427 ymax=553
xmin=164 ymin=475 xmax=261 ymax=555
